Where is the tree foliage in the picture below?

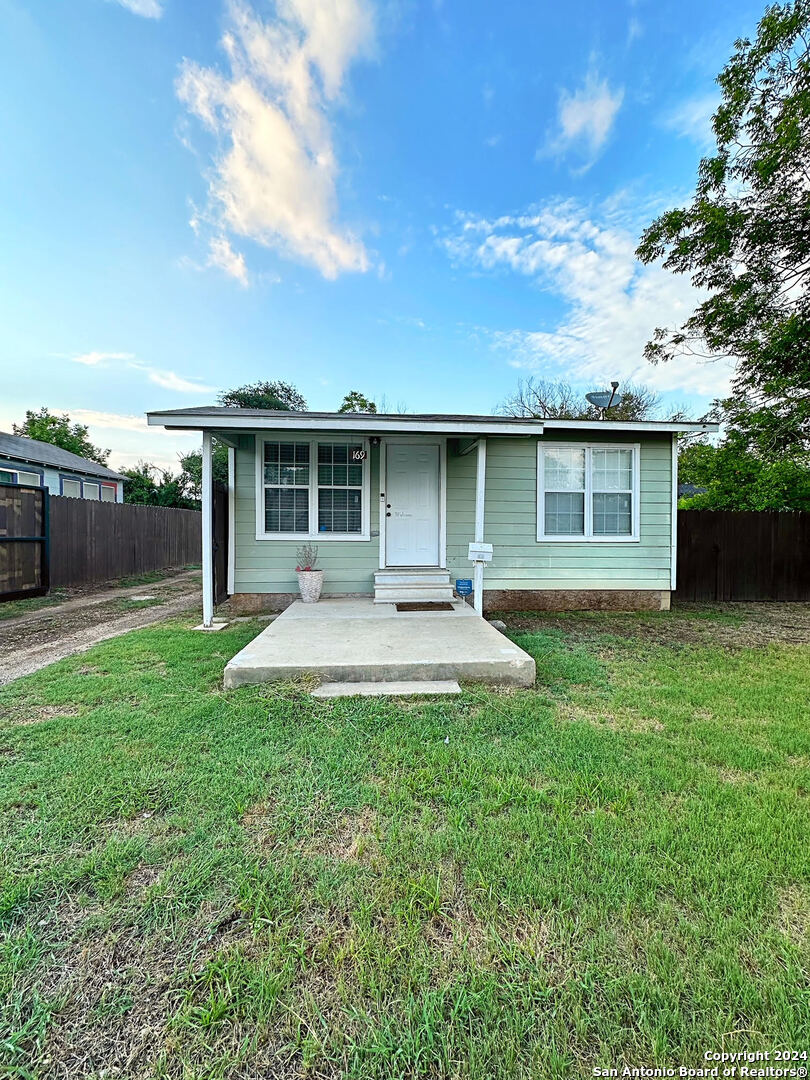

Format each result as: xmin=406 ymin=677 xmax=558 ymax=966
xmin=178 ymin=445 xmax=230 ymax=500
xmin=500 ymin=378 xmax=676 ymax=421
xmin=13 ymin=407 xmax=110 ymax=466
xmin=338 ymin=390 xmax=377 ymax=413
xmin=217 ymin=381 xmax=307 ymax=411
xmin=120 ymin=462 xmax=197 ymax=509
xmin=678 ymin=434 xmax=810 ymax=510
xmin=637 ymin=1 xmax=810 ymax=455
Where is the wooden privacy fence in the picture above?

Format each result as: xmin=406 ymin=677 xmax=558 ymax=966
xmin=48 ymin=497 xmax=201 ymax=588
xmin=677 ymin=509 xmax=810 ymax=601
xmin=0 ymin=484 xmax=49 ymax=601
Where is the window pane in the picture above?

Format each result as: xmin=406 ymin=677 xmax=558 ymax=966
xmin=62 ymin=479 xmax=81 ymax=498
xmin=544 ymin=447 xmax=585 ymax=491
xmin=592 ymin=448 xmax=632 ymax=491
xmin=84 ymin=483 xmax=100 ymax=500
xmin=101 ymin=484 xmax=116 ymax=502
xmin=544 ymin=492 xmax=585 ymax=536
xmin=265 ymin=487 xmax=308 ymax=532
xmin=318 ymin=488 xmax=362 ymax=533
xmin=17 ymin=471 xmax=40 ymax=486
xmin=593 ymin=492 xmax=632 ymax=535
xmin=0 ymin=470 xmax=16 ymax=484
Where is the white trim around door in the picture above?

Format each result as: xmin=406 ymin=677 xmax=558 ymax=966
xmin=379 ymin=437 xmax=447 ymax=569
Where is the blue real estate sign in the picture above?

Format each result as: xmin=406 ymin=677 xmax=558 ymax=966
xmin=455 ymin=578 xmax=473 ymax=597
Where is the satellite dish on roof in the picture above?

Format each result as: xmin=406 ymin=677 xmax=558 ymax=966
xmin=586 ymin=382 xmax=622 ymax=418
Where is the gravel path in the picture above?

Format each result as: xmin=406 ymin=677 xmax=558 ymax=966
xmin=0 ymin=572 xmax=202 ymax=686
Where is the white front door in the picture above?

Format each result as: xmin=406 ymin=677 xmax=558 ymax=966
xmin=385 ymin=442 xmax=440 ymax=566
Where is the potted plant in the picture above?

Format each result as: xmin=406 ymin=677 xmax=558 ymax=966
xmin=295 ymin=543 xmax=323 ymax=603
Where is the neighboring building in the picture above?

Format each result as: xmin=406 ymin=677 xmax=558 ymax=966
xmin=0 ymin=431 xmax=126 ymax=502
xmin=147 ymin=407 xmax=719 ymax=622
xmin=678 ymin=483 xmax=707 ymax=498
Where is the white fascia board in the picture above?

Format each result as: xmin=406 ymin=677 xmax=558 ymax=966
xmin=542 ymin=419 xmax=719 ymax=434
xmin=147 ymin=413 xmax=545 ymax=436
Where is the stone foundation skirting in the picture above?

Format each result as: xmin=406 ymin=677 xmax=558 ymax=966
xmin=482 ymin=589 xmax=671 ymax=613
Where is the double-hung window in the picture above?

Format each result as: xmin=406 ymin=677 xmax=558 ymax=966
xmin=538 ymin=443 xmax=639 ymax=541
xmin=258 ymin=438 xmax=369 ymax=540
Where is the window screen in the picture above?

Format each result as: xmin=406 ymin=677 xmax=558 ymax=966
xmin=62 ymin=478 xmax=81 ymax=498
xmin=317 ymin=443 xmax=363 ymax=533
xmin=101 ymin=484 xmax=116 ymax=502
xmin=83 ymin=482 xmax=100 ymax=500
xmin=263 ymin=441 xmax=310 ymax=533
xmin=17 ymin=471 xmax=40 ymax=487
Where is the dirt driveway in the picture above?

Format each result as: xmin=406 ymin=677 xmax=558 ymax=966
xmin=0 ymin=570 xmax=202 ymax=685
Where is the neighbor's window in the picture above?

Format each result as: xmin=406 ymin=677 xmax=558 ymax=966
xmin=0 ymin=468 xmax=16 ymax=484
xmin=61 ymin=478 xmax=81 ymax=498
xmin=259 ymin=438 xmax=369 ymax=539
xmin=317 ymin=443 xmax=363 ymax=534
xmin=263 ymin=441 xmax=310 ymax=534
xmin=101 ymin=483 xmax=116 ymax=502
xmin=83 ymin=482 xmax=100 ymax=500
xmin=16 ymin=470 xmax=40 ymax=487
xmin=538 ymin=444 xmax=638 ymax=540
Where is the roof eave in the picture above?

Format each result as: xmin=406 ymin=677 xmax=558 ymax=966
xmin=147 ymin=412 xmax=545 ymax=436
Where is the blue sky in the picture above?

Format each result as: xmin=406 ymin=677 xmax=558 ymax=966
xmin=0 ymin=0 xmax=760 ymax=469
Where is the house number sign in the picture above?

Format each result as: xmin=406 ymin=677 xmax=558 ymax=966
xmin=350 ymin=448 xmax=367 ymax=462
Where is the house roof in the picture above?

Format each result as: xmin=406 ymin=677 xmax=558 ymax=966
xmin=0 ymin=431 xmax=127 ymax=481
xmin=147 ymin=406 xmax=719 ymax=437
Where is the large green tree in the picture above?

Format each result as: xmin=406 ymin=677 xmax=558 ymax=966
xmin=13 ymin=407 xmax=110 ymax=466
xmin=678 ymin=435 xmax=810 ymax=510
xmin=217 ymin=381 xmax=307 ymax=411
xmin=338 ymin=390 xmax=377 ymax=413
xmin=637 ymin=1 xmax=810 ymax=455
xmin=178 ymin=445 xmax=229 ymax=500
xmin=121 ymin=462 xmax=197 ymax=509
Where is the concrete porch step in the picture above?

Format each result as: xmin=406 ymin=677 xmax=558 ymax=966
xmin=374 ymin=568 xmax=454 ymax=604
xmin=375 ymin=568 xmax=451 ymax=586
xmin=312 ymin=679 xmax=461 ymax=698
xmin=374 ymin=587 xmax=455 ymax=604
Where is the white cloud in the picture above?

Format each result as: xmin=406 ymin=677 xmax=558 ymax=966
xmin=543 ymin=66 xmax=623 ymax=166
xmin=662 ymin=93 xmax=719 ymax=150
xmin=627 ymin=17 xmax=642 ymax=45
xmin=145 ymin=368 xmax=216 ymax=394
xmin=68 ymin=410 xmax=197 ymax=472
xmin=111 ymin=0 xmax=163 ymax=18
xmin=70 ymin=352 xmax=215 ymax=395
xmin=73 ymin=350 xmax=135 ymax=366
xmin=177 ymin=0 xmax=374 ymax=280
xmin=442 ymin=199 xmax=734 ymax=399
xmin=207 ymin=235 xmax=249 ymax=285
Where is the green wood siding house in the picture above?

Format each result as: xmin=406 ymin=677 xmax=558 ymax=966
xmin=147 ymin=408 xmax=717 ymax=625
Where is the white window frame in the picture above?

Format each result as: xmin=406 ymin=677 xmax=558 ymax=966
xmin=0 ymin=467 xmax=17 ymax=484
xmin=255 ymin=436 xmax=371 ymax=541
xmin=101 ymin=482 xmax=117 ymax=502
xmin=17 ymin=470 xmax=41 ymax=487
xmin=537 ymin=442 xmax=640 ymax=542
xmin=83 ymin=482 xmax=100 ymax=500
xmin=61 ymin=477 xmax=82 ymax=498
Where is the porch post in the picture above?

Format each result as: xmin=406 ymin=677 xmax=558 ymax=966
xmin=201 ymin=429 xmax=214 ymax=627
xmin=473 ymin=438 xmax=487 ymax=616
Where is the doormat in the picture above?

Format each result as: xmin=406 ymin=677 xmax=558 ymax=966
xmin=396 ymin=602 xmax=455 ymax=612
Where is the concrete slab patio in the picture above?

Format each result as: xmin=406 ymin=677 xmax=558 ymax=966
xmin=223 ymin=598 xmax=536 ymax=689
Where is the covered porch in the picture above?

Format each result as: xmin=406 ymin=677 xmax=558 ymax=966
xmin=223 ymin=597 xmax=536 ymax=690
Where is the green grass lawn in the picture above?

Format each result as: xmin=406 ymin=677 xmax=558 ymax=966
xmin=0 ymin=610 xmax=808 ymax=1078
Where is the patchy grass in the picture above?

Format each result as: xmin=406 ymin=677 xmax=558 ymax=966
xmin=113 ymin=566 xmax=199 ymax=589
xmin=0 ymin=590 xmax=67 ymax=621
xmin=0 ymin=607 xmax=808 ymax=1078
xmin=111 ymin=596 xmax=167 ymax=613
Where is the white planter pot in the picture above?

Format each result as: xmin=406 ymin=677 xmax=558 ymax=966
xmin=297 ymin=570 xmax=323 ymax=603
